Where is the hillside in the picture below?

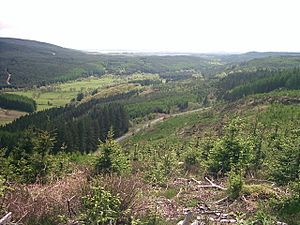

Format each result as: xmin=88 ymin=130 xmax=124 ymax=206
xmin=2 ymin=38 xmax=300 ymax=225
xmin=0 ymin=38 xmax=224 ymax=87
xmin=0 ymin=38 xmax=102 ymax=86
xmin=3 ymin=38 xmax=300 ymax=89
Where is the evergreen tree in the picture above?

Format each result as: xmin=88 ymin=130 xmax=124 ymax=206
xmin=95 ymin=128 xmax=131 ymax=175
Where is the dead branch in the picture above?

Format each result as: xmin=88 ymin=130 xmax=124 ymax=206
xmin=209 ymin=217 xmax=237 ymax=223
xmin=191 ymin=177 xmax=227 ymax=191
xmin=214 ymin=196 xmax=228 ymax=205
xmin=205 ymin=177 xmax=227 ymax=191
xmin=247 ymin=178 xmax=276 ymax=186
xmin=176 ymin=187 xmax=183 ymax=198
xmin=241 ymin=195 xmax=248 ymax=203
xmin=201 ymin=210 xmax=222 ymax=215
xmin=276 ymin=222 xmax=287 ymax=225
xmin=67 ymin=195 xmax=77 ymax=218
xmin=16 ymin=211 xmax=29 ymax=224
xmin=0 ymin=212 xmax=12 ymax=225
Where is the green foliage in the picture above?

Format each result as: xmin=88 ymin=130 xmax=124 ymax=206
xmin=80 ymin=185 xmax=122 ymax=225
xmin=161 ymin=187 xmax=178 ymax=199
xmin=259 ymin=104 xmax=300 ymax=126
xmin=219 ymin=68 xmax=300 ymax=100
xmin=266 ymin=128 xmax=300 ymax=185
xmin=250 ymin=211 xmax=277 ymax=225
xmin=208 ymin=118 xmax=254 ymax=175
xmin=125 ymin=91 xmax=195 ymax=119
xmin=227 ymin=168 xmax=244 ymax=200
xmin=182 ymin=145 xmax=201 ymax=173
xmin=142 ymin=144 xmax=179 ymax=185
xmin=0 ymin=38 xmax=223 ymax=87
xmin=95 ymin=129 xmax=131 ymax=175
xmin=0 ymin=93 xmax=37 ymax=112
xmin=76 ymin=92 xmax=84 ymax=101
xmin=268 ymin=181 xmax=300 ymax=224
xmin=0 ymin=175 xmax=7 ymax=199
xmin=1 ymin=102 xmax=129 ymax=153
xmin=8 ymin=129 xmax=55 ymax=183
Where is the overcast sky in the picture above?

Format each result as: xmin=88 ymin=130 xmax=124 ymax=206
xmin=1 ymin=0 xmax=300 ymax=53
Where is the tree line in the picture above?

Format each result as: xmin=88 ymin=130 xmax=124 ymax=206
xmin=0 ymin=102 xmax=129 ymax=153
xmin=0 ymin=93 xmax=37 ymax=112
xmin=218 ymin=68 xmax=300 ymax=100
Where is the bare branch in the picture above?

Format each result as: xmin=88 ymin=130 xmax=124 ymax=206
xmin=214 ymin=196 xmax=228 ymax=204
xmin=0 ymin=212 xmax=12 ymax=225
xmin=191 ymin=177 xmax=227 ymax=191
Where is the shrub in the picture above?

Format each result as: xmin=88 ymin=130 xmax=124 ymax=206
xmin=208 ymin=118 xmax=254 ymax=176
xmin=99 ymin=175 xmax=142 ymax=213
xmin=266 ymin=129 xmax=300 ymax=185
xmin=183 ymin=146 xmax=201 ymax=173
xmin=251 ymin=211 xmax=277 ymax=225
xmin=9 ymin=129 xmax=55 ymax=183
xmin=95 ymin=129 xmax=131 ymax=175
xmin=80 ymin=185 xmax=122 ymax=225
xmin=227 ymin=168 xmax=243 ymax=200
xmin=143 ymin=146 xmax=178 ymax=185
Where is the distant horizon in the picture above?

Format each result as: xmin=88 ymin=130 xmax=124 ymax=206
xmin=2 ymin=36 xmax=300 ymax=56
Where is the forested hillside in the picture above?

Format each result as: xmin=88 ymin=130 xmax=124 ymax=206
xmin=3 ymin=38 xmax=300 ymax=88
xmin=0 ymin=38 xmax=223 ymax=87
xmin=0 ymin=101 xmax=128 ymax=153
xmin=2 ymin=38 xmax=300 ymax=225
xmin=218 ymin=68 xmax=300 ymax=100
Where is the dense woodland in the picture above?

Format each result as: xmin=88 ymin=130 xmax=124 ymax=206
xmin=0 ymin=102 xmax=128 ymax=153
xmin=218 ymin=68 xmax=300 ymax=100
xmin=0 ymin=93 xmax=37 ymax=112
xmin=1 ymin=39 xmax=300 ymax=225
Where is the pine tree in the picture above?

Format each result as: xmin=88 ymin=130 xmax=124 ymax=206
xmin=95 ymin=128 xmax=131 ymax=175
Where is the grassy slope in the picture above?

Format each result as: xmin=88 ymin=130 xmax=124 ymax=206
xmin=124 ymin=108 xmax=218 ymax=145
xmin=8 ymin=76 xmax=121 ymax=110
xmin=0 ymin=73 xmax=158 ymax=124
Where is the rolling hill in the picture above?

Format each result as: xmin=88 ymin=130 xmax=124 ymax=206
xmin=0 ymin=38 xmax=102 ymax=86
xmin=2 ymin=38 xmax=300 ymax=88
xmin=0 ymin=38 xmax=222 ymax=87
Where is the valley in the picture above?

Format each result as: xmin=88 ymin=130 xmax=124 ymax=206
xmin=1 ymin=38 xmax=300 ymax=225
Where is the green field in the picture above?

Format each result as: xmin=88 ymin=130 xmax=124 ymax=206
xmin=7 ymin=74 xmax=160 ymax=111
xmin=8 ymin=76 xmax=121 ymax=110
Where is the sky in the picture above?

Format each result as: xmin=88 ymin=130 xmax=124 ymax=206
xmin=1 ymin=0 xmax=300 ymax=53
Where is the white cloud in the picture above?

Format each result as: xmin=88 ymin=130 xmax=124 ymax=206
xmin=1 ymin=0 xmax=300 ymax=52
